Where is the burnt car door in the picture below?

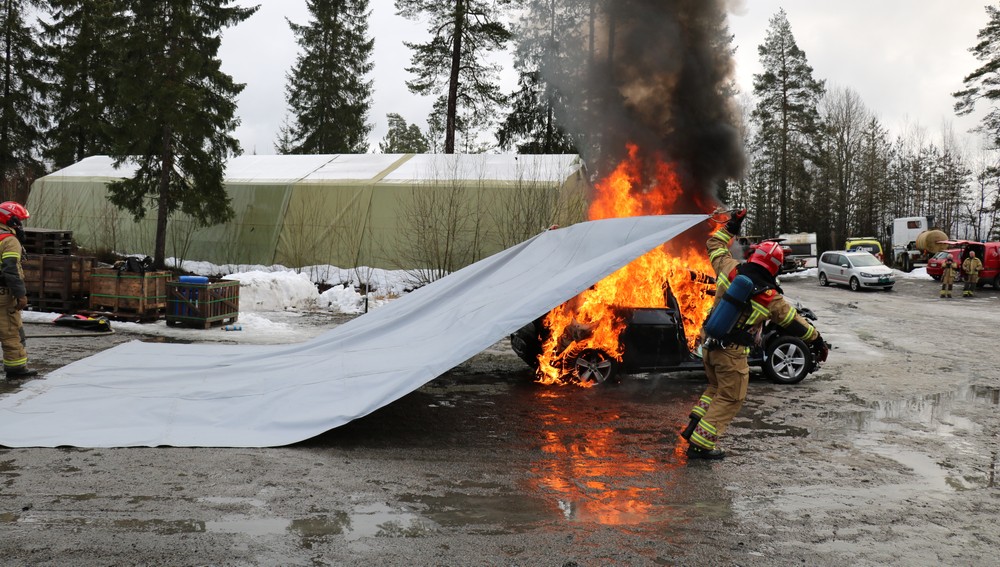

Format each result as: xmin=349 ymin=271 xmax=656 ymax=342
xmin=619 ymin=307 xmax=689 ymax=370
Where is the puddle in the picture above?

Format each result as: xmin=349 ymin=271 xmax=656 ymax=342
xmin=342 ymin=502 xmax=432 ymax=540
xmin=204 ymin=503 xmax=430 ymax=542
xmin=820 ymin=384 xmax=998 ymax=438
xmin=401 ymin=492 xmax=550 ymax=531
xmin=205 ymin=517 xmax=289 ymax=537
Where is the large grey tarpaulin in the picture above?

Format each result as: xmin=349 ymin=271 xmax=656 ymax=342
xmin=0 ymin=215 xmax=707 ymax=448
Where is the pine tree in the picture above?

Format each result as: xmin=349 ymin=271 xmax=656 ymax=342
xmin=0 ymin=0 xmax=48 ymax=198
xmin=281 ymin=0 xmax=374 ymax=154
xmin=751 ymin=9 xmax=825 ymax=233
xmin=106 ymin=1 xmax=257 ymax=268
xmin=396 ymin=0 xmax=513 ymax=154
xmin=378 ymin=113 xmax=429 ymax=153
xmin=41 ymin=0 xmax=122 ymax=169
xmin=955 ymin=5 xmax=1000 ymax=148
xmin=496 ymin=0 xmax=579 ymax=155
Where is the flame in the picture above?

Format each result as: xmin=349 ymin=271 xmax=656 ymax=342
xmin=536 ymin=143 xmax=718 ymax=385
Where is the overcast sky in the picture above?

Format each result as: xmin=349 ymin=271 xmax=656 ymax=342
xmin=218 ymin=1 xmax=991 ymax=155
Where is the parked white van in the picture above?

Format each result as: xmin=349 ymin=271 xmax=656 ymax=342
xmin=817 ymin=251 xmax=895 ymax=291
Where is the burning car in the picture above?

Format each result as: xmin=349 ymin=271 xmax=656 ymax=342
xmin=511 ymin=284 xmax=824 ymax=386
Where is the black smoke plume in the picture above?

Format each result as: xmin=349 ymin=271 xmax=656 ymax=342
xmin=542 ymin=0 xmax=745 ymax=207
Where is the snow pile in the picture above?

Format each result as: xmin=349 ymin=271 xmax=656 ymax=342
xmin=222 ymin=270 xmax=319 ymax=311
xmin=169 ymin=259 xmax=416 ymax=315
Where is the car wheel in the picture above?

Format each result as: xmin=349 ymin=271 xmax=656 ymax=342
xmin=994 ymin=275 xmax=1000 ymax=289
xmin=884 ymin=286 xmax=893 ymax=291
xmin=571 ymin=349 xmax=619 ymax=385
xmin=849 ymin=277 xmax=861 ymax=292
xmin=818 ymin=272 xmax=829 ymax=286
xmin=931 ymin=275 xmax=941 ymax=281
xmin=763 ymin=336 xmax=811 ymax=385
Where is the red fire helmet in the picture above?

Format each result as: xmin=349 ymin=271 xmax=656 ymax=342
xmin=0 ymin=201 xmax=31 ymax=224
xmin=749 ymin=240 xmax=785 ymax=276
xmin=0 ymin=201 xmax=29 ymax=225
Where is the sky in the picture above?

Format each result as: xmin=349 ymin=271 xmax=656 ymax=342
xmin=217 ymin=1 xmax=992 ymax=155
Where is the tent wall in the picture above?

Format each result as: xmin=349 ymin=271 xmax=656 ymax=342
xmin=27 ymin=154 xmax=590 ymax=271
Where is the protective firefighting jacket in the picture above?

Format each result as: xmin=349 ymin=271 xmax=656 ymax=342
xmin=703 ymin=226 xmax=818 ymax=349
xmin=962 ymin=256 xmax=984 ymax=282
xmin=0 ymin=226 xmax=25 ymax=298
xmin=942 ymin=258 xmax=958 ymax=282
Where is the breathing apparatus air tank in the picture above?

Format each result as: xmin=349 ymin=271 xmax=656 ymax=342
xmin=702 ymin=274 xmax=755 ymax=340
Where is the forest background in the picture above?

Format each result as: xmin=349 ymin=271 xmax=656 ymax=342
xmin=2 ymin=0 xmax=1000 ymax=265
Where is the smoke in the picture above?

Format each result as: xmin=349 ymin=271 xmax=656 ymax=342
xmin=542 ymin=0 xmax=745 ymax=206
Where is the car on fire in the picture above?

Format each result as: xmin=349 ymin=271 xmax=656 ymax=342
xmin=510 ymin=285 xmax=824 ymax=386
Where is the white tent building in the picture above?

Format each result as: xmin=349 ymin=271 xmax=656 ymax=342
xmin=27 ymin=154 xmax=590 ymax=270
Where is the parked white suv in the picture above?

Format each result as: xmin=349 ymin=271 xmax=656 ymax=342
xmin=817 ymin=250 xmax=895 ymax=291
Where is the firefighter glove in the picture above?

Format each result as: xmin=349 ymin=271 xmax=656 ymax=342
xmin=817 ymin=338 xmax=830 ymax=363
xmin=725 ymin=209 xmax=747 ymax=235
xmin=15 ymin=296 xmax=27 ymax=311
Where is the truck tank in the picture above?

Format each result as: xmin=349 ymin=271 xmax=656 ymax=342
xmin=915 ymin=229 xmax=949 ymax=254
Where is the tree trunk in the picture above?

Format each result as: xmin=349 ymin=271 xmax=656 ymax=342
xmin=445 ymin=0 xmax=465 ymax=154
xmin=154 ymin=125 xmax=173 ymax=269
xmin=1 ymin=0 xmax=12 ymax=183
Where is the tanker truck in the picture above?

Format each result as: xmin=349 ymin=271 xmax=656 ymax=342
xmin=890 ymin=216 xmax=949 ymax=272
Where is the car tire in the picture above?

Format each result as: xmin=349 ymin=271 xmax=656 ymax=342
xmin=931 ymin=275 xmax=941 ymax=281
xmin=849 ymin=277 xmax=861 ymax=292
xmin=994 ymin=275 xmax=1000 ymax=289
xmin=571 ymin=349 xmax=619 ymax=385
xmin=818 ymin=272 xmax=829 ymax=286
xmin=763 ymin=336 xmax=812 ymax=385
xmin=884 ymin=286 xmax=893 ymax=291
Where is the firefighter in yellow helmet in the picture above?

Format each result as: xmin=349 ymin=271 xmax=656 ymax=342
xmin=940 ymin=255 xmax=957 ymax=298
xmin=961 ymin=250 xmax=984 ymax=297
xmin=680 ymin=209 xmax=828 ymax=460
xmin=0 ymin=201 xmax=37 ymax=379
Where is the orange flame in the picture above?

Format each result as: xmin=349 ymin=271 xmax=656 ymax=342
xmin=536 ymin=144 xmax=718 ymax=385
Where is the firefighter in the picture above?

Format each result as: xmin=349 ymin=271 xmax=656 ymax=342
xmin=680 ymin=209 xmax=828 ymax=460
xmin=962 ymin=250 xmax=984 ymax=297
xmin=0 ymin=202 xmax=38 ymax=379
xmin=940 ymin=255 xmax=957 ymax=298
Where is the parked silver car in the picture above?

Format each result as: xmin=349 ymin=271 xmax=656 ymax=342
xmin=817 ymin=250 xmax=895 ymax=291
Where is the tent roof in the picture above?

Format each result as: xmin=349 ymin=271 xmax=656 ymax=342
xmin=42 ymin=154 xmax=584 ymax=184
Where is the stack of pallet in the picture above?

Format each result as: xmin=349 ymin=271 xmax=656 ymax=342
xmin=21 ymin=228 xmax=96 ymax=313
xmin=22 ymin=228 xmax=74 ymax=255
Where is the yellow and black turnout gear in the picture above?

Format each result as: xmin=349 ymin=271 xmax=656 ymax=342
xmin=684 ymin=226 xmax=821 ymax=455
xmin=940 ymin=257 xmax=957 ymax=298
xmin=0 ymin=226 xmax=31 ymax=374
xmin=962 ymin=255 xmax=983 ymax=297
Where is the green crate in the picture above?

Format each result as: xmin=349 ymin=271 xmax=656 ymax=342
xmin=165 ymin=280 xmax=240 ymax=329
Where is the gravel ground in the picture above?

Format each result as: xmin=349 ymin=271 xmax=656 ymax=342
xmin=0 ymin=275 xmax=997 ymax=566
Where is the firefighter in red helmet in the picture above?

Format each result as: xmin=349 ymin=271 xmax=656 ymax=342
xmin=0 ymin=201 xmax=38 ymax=379
xmin=679 ymin=210 xmax=828 ymax=459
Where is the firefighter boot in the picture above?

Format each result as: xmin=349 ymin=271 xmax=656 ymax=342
xmin=5 ymin=366 xmax=38 ymax=379
xmin=687 ymin=445 xmax=725 ymax=460
xmin=680 ymin=416 xmax=700 ymax=442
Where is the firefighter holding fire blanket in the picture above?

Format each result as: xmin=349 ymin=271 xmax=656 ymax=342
xmin=680 ymin=209 xmax=828 ymax=460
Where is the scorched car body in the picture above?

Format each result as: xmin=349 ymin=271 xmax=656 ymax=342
xmin=510 ymin=286 xmax=823 ymax=385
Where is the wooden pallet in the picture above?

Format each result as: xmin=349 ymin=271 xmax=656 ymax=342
xmin=23 ymin=228 xmax=74 ymax=256
xmin=23 ymin=254 xmax=96 ymax=313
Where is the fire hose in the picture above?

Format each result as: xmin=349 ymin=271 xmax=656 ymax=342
xmin=24 ymin=323 xmax=116 ymax=339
